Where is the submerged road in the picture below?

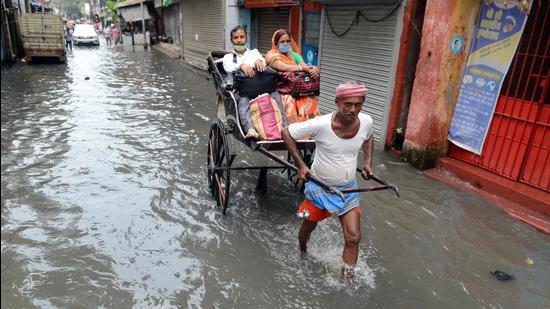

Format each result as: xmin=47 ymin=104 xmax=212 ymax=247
xmin=1 ymin=43 xmax=549 ymax=308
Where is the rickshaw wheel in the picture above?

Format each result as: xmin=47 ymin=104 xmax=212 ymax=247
xmin=207 ymin=118 xmax=231 ymax=214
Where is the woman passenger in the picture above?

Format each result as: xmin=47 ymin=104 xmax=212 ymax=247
xmin=265 ymin=29 xmax=320 ymax=124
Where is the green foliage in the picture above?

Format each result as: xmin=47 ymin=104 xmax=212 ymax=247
xmin=105 ymin=0 xmax=121 ymax=21
xmin=105 ymin=0 xmax=117 ymax=11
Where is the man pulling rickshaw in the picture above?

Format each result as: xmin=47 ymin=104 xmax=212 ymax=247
xmin=283 ymin=81 xmax=374 ymax=280
xmin=206 ymin=26 xmax=399 ymax=281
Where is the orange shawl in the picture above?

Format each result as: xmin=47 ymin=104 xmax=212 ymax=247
xmin=264 ymin=29 xmax=319 ymax=124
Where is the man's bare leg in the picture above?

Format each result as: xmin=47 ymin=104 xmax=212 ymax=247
xmin=298 ymin=219 xmax=317 ymax=253
xmin=338 ymin=209 xmax=361 ymax=279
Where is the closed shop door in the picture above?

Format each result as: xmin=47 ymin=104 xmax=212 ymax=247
xmin=448 ymin=0 xmax=550 ymax=192
xmin=163 ymin=3 xmax=181 ymax=45
xmin=256 ymin=8 xmax=290 ymax=55
xmin=318 ymin=3 xmax=400 ymax=143
xmin=182 ymin=0 xmax=224 ymax=69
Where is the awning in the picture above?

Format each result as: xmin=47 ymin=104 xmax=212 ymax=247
xmin=119 ymin=4 xmax=151 ymax=22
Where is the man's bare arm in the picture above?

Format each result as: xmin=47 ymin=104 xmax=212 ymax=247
xmin=281 ymin=127 xmax=311 ymax=181
xmin=361 ymin=135 xmax=374 ymax=179
xmin=270 ymin=59 xmax=303 ymax=72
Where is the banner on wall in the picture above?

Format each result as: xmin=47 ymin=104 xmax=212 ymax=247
xmin=447 ymin=0 xmax=531 ymax=154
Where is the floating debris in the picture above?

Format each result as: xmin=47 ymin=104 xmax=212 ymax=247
xmin=490 ymin=270 xmax=513 ymax=281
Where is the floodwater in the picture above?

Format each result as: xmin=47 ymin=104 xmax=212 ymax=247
xmin=2 ymin=43 xmax=549 ymax=309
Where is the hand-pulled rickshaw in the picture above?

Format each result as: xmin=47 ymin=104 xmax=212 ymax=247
xmin=205 ymin=51 xmax=399 ymax=215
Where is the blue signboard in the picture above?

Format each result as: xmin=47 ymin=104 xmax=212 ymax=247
xmin=302 ymin=43 xmax=318 ymax=66
xmin=448 ymin=1 xmax=531 ymax=154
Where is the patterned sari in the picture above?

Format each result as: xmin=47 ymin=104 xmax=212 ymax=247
xmin=265 ymin=29 xmax=320 ymax=124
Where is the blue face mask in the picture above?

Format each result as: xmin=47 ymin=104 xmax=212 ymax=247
xmin=278 ymin=43 xmax=290 ymax=53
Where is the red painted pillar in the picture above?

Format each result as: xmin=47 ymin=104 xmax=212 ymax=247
xmin=402 ymin=0 xmax=479 ymax=169
xmin=289 ymin=6 xmax=301 ymax=45
xmin=385 ymin=0 xmax=420 ymax=148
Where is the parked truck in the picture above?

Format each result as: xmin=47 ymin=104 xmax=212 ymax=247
xmin=19 ymin=13 xmax=65 ymax=63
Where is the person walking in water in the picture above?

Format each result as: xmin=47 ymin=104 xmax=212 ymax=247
xmin=104 ymin=25 xmax=112 ymax=45
xmin=111 ymin=24 xmax=120 ymax=45
xmin=65 ymin=27 xmax=73 ymax=51
xmin=281 ymin=81 xmax=374 ymax=280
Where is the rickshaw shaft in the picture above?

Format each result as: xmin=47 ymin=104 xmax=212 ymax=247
xmin=215 ymin=166 xmax=287 ymax=171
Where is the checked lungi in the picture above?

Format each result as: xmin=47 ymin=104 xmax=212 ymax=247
xmin=300 ymin=179 xmax=361 ymax=221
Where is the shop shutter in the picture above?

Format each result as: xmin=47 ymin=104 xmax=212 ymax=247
xmin=256 ymin=8 xmax=290 ymax=55
xmin=182 ymin=0 xmax=224 ymax=69
xmin=163 ymin=4 xmax=181 ymax=45
xmin=319 ymin=3 xmax=399 ymax=143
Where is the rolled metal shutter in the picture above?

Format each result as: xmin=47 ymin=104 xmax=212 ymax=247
xmin=163 ymin=4 xmax=181 ymax=45
xmin=256 ymin=8 xmax=290 ymax=55
xmin=182 ymin=0 xmax=224 ymax=69
xmin=319 ymin=3 xmax=399 ymax=143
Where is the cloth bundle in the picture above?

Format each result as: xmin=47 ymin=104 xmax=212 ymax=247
xmin=249 ymin=93 xmax=284 ymax=140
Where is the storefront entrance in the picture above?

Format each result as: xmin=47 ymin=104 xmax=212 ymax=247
xmin=449 ymin=0 xmax=549 ymax=192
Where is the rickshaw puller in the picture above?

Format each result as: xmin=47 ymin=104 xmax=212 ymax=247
xmin=281 ymin=81 xmax=374 ymax=280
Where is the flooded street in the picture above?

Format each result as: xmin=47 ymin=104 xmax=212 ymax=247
xmin=2 ymin=44 xmax=549 ymax=308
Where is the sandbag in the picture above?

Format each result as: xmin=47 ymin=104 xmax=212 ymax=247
xmin=233 ymin=68 xmax=278 ymax=98
xmin=249 ymin=93 xmax=284 ymax=140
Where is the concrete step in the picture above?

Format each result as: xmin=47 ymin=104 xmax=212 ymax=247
xmin=425 ymin=157 xmax=550 ymax=233
xmin=153 ymin=42 xmax=182 ymax=59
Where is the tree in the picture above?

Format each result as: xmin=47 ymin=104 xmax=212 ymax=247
xmin=105 ymin=0 xmax=121 ymax=22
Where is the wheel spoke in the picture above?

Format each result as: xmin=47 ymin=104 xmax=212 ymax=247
xmin=216 ymin=128 xmax=225 ymax=160
xmin=208 ymin=137 xmax=215 ymax=166
xmin=214 ymin=172 xmax=226 ymax=206
xmin=218 ymin=148 xmax=226 ymax=166
xmin=215 ymin=139 xmax=223 ymax=165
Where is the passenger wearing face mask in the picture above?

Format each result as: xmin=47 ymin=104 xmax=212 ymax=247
xmin=265 ymin=29 xmax=320 ymax=124
xmin=222 ymin=25 xmax=286 ymax=139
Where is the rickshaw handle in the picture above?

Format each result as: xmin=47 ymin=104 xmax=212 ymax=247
xmin=256 ymin=147 xmax=346 ymax=201
xmin=353 ymin=168 xmax=400 ymax=197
